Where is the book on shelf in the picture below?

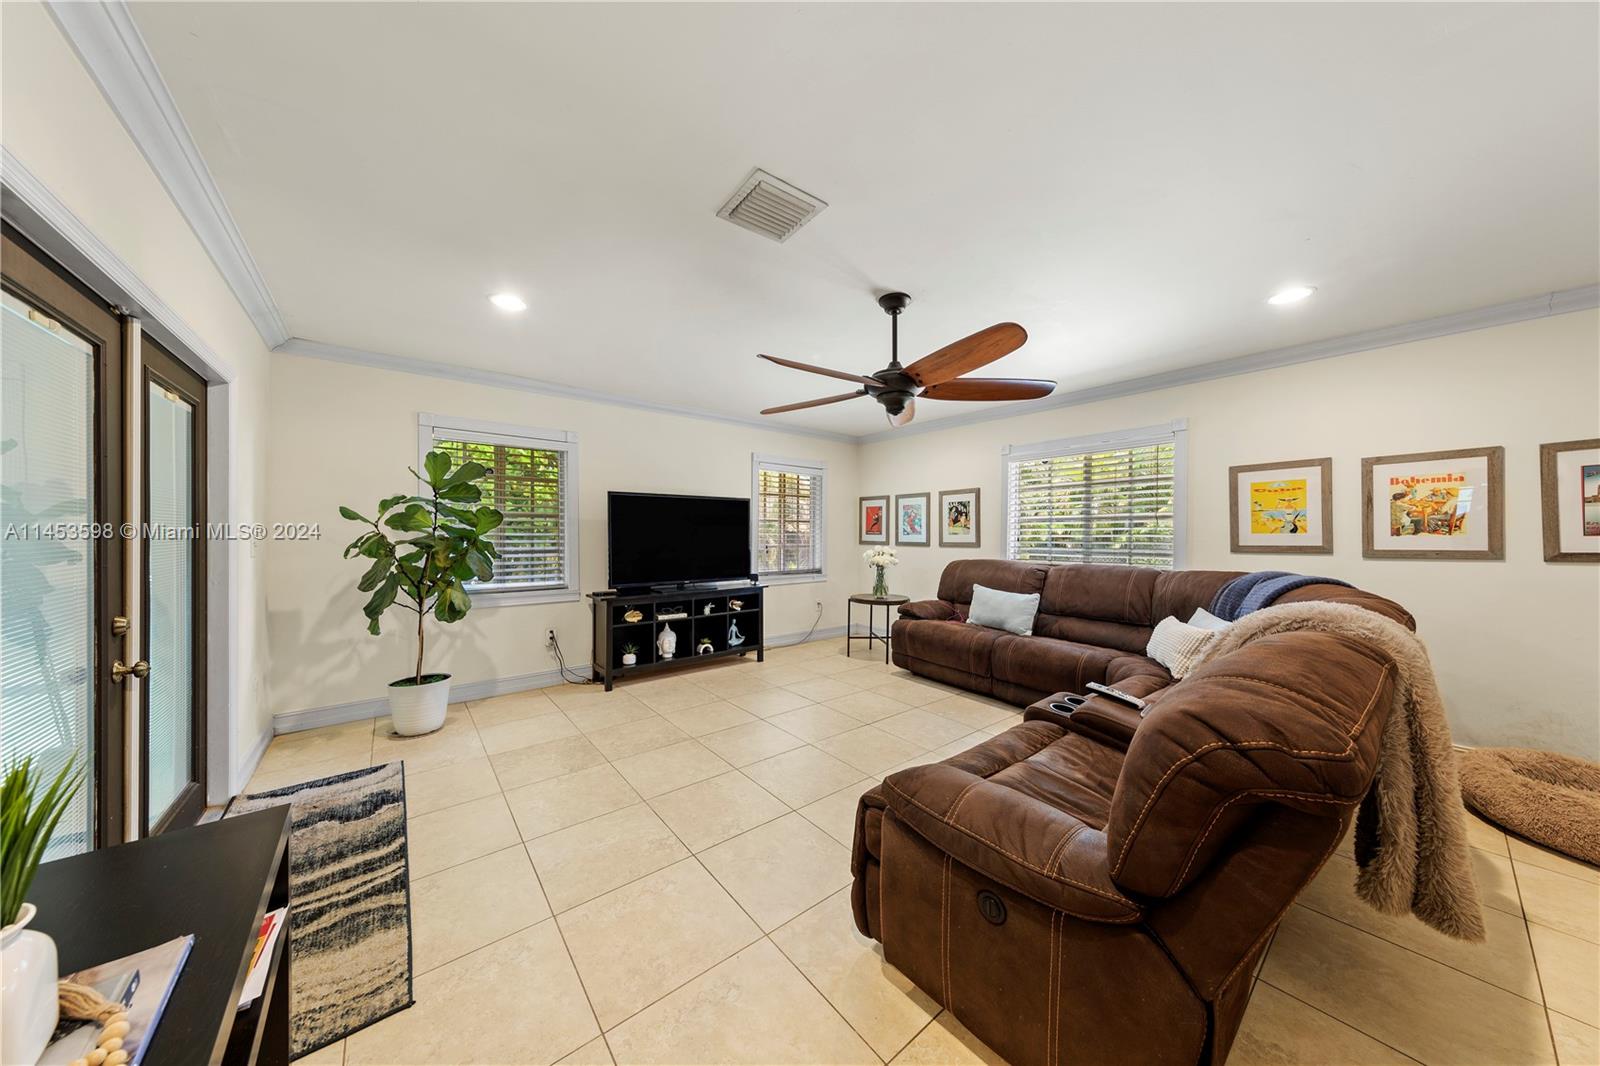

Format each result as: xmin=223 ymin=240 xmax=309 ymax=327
xmin=237 ymin=906 xmax=288 ymax=1010
xmin=39 ymin=934 xmax=194 ymax=1066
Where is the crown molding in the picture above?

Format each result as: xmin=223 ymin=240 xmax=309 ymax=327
xmin=858 ymin=284 xmax=1600 ymax=444
xmin=282 ymin=281 xmax=1598 ymax=448
xmin=46 ymin=0 xmax=289 ymax=349
xmin=275 ymin=337 xmax=858 ymax=444
xmin=1 ymin=145 xmax=235 ymax=383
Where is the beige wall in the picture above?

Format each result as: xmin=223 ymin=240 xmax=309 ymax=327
xmin=2 ymin=2 xmax=277 ymax=791
xmin=9 ymin=0 xmax=1592 ymax=775
xmin=264 ymin=354 xmax=860 ymax=717
xmin=858 ymin=309 xmax=1600 ymax=758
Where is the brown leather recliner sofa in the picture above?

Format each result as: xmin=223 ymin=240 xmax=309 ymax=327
xmin=852 ymin=561 xmax=1414 ymax=1065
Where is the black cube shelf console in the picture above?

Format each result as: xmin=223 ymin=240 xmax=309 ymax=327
xmin=589 ymin=584 xmax=764 ymax=690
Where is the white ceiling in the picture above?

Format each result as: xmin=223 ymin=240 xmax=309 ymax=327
xmin=129 ymin=2 xmax=1599 ymax=437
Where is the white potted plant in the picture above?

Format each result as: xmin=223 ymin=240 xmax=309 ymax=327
xmin=621 ymin=643 xmax=639 ymax=667
xmin=1 ymin=756 xmax=81 ymax=1066
xmin=341 ymin=450 xmax=503 ymax=736
xmin=863 ymin=546 xmax=899 ymax=597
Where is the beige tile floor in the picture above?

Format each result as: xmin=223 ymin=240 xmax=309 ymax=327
xmin=249 ymin=638 xmax=1600 ymax=1066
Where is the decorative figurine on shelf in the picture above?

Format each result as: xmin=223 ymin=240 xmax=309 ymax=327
xmin=728 ymin=599 xmax=744 ymax=612
xmin=728 ymin=620 xmax=745 ymax=647
xmin=623 ymin=609 xmax=643 ymax=623
xmin=702 ymin=603 xmax=714 ymax=615
xmin=697 ymin=637 xmax=715 ymax=655
xmin=657 ymin=624 xmax=677 ymax=660
xmin=621 ymin=643 xmax=638 ymax=667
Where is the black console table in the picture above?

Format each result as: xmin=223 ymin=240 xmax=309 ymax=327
xmin=590 ymin=584 xmax=764 ymax=690
xmin=30 ymin=807 xmax=292 ymax=1066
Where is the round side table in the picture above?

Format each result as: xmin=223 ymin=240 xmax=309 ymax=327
xmin=847 ymin=593 xmax=910 ymax=663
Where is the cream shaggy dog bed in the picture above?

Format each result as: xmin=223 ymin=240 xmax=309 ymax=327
xmin=1459 ymin=747 xmax=1600 ymax=866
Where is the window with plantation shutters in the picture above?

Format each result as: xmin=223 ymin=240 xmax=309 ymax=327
xmin=1003 ymin=422 xmax=1187 ymax=570
xmin=418 ymin=414 xmax=579 ymax=604
xmin=751 ymin=454 xmax=826 ymax=580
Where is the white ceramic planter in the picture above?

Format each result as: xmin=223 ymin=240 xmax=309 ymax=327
xmin=621 ymin=653 xmax=637 ymax=667
xmin=387 ymin=673 xmax=451 ymax=736
xmin=1 ymin=903 xmax=59 ymax=1066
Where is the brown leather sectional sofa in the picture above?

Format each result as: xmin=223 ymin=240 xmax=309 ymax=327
xmin=852 ymin=560 xmax=1413 ymax=1065
xmin=890 ymin=558 xmax=1412 ymax=707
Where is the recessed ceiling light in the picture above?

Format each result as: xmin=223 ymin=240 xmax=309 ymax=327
xmin=1267 ymin=285 xmax=1316 ymax=306
xmin=489 ymin=292 xmax=527 ymax=312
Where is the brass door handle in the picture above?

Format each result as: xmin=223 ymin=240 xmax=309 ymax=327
xmin=112 ymin=659 xmax=150 ymax=683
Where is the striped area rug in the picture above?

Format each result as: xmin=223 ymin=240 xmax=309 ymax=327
xmin=227 ymin=762 xmax=413 ymax=1058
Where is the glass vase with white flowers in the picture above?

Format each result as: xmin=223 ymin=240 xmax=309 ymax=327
xmin=863 ymin=546 xmax=899 ymax=598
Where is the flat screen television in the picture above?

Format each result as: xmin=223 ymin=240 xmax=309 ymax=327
xmin=607 ymin=492 xmax=751 ymax=589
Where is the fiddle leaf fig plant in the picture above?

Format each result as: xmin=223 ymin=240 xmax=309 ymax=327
xmin=341 ymin=449 xmax=504 ymax=685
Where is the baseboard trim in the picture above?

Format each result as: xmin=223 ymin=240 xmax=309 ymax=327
xmin=234 ymin=725 xmax=273 ymax=794
xmin=272 ymin=624 xmax=851 ymax=734
xmin=769 ymin=624 xmax=847 ymax=647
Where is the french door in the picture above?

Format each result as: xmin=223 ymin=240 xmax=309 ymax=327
xmin=1 ymin=224 xmax=208 ymax=851
xmin=142 ymin=339 xmax=207 ymax=834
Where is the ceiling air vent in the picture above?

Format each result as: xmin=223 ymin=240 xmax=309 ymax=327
xmin=717 ymin=169 xmax=827 ymax=243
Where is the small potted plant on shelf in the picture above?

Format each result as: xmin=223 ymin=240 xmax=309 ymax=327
xmin=863 ymin=546 xmax=899 ymax=597
xmin=1 ymin=756 xmax=82 ymax=1066
xmin=621 ymin=643 xmax=639 ymax=667
xmin=341 ymin=449 xmax=503 ymax=736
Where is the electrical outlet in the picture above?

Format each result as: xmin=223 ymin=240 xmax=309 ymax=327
xmin=545 ymin=628 xmax=557 ymax=647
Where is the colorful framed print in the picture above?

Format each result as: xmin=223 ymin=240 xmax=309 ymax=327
xmin=1362 ymin=446 xmax=1504 ymax=559
xmin=938 ymin=488 xmax=981 ymax=548
xmin=1540 ymin=438 xmax=1600 ymax=562
xmin=858 ymin=495 xmax=889 ymax=545
xmin=894 ymin=492 xmax=931 ymax=546
xmin=1229 ymin=458 xmax=1332 ymax=554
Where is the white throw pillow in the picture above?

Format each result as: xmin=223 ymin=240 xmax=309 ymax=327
xmin=1147 ymin=616 xmax=1219 ymax=679
xmin=966 ymin=584 xmax=1041 ymax=636
xmin=1188 ymin=607 xmax=1232 ymax=631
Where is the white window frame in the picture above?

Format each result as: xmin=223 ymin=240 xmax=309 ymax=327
xmin=417 ymin=412 xmax=580 ymax=606
xmin=750 ymin=452 xmax=828 ymax=585
xmin=1000 ymin=419 xmax=1189 ymax=570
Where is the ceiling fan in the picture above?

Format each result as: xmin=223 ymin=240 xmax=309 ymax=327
xmin=758 ymin=292 xmax=1055 ymax=428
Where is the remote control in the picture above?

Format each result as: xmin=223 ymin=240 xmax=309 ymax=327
xmin=1085 ymin=682 xmax=1147 ymax=711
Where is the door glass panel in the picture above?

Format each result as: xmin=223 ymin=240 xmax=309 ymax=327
xmin=0 ymin=289 xmax=96 ymax=859
xmin=145 ymin=381 xmax=193 ymax=823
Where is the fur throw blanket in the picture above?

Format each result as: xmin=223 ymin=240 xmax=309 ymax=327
xmin=1194 ymin=600 xmax=1486 ymax=941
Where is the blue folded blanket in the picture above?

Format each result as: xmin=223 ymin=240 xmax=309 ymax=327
xmin=1210 ymin=571 xmax=1352 ymax=621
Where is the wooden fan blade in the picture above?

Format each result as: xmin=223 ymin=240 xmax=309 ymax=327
xmin=919 ymin=377 xmax=1056 ymax=402
xmin=758 ymin=353 xmax=880 ymax=388
xmin=903 ymin=323 xmax=1028 ymax=387
xmin=761 ymin=390 xmax=866 ymax=415
xmin=886 ymin=396 xmax=916 ymax=427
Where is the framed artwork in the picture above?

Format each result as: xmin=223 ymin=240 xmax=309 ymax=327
xmin=1539 ymin=438 xmax=1600 ymax=562
xmin=1362 ymin=446 xmax=1504 ymax=559
xmin=894 ymin=492 xmax=930 ymax=546
xmin=858 ymin=495 xmax=889 ymax=545
xmin=1229 ymin=458 xmax=1332 ymax=554
xmin=938 ymin=488 xmax=981 ymax=547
